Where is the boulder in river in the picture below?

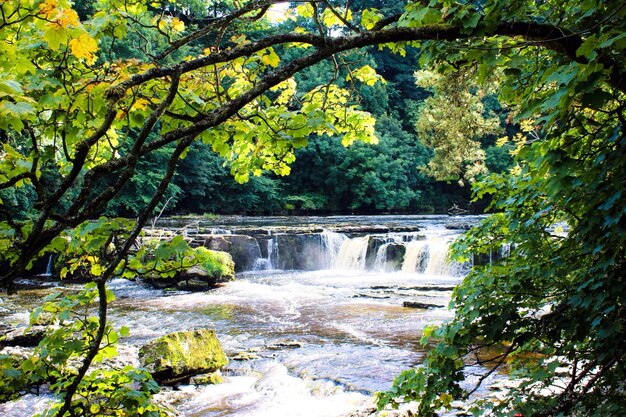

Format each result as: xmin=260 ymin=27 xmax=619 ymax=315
xmin=145 ymin=249 xmax=235 ymax=290
xmin=379 ymin=243 xmax=406 ymax=272
xmin=203 ymin=235 xmax=261 ymax=272
xmin=189 ymin=371 xmax=225 ymax=385
xmin=139 ymin=329 xmax=228 ymax=385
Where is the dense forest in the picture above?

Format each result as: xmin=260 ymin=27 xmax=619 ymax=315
xmin=1 ymin=1 xmax=624 ymax=417
xmin=1 ymin=1 xmax=514 ymax=218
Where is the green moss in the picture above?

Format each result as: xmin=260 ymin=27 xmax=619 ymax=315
xmin=190 ymin=372 xmax=225 ymax=385
xmin=198 ymin=248 xmax=235 ymax=281
xmin=139 ymin=329 xmax=228 ymax=384
xmin=195 ymin=247 xmax=235 ymax=282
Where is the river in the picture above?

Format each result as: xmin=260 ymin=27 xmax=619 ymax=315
xmin=1 ymin=215 xmax=495 ymax=417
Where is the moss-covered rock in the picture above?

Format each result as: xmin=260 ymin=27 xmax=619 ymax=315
xmin=203 ymin=235 xmax=261 ymax=272
xmin=189 ymin=371 xmax=225 ymax=385
xmin=138 ymin=329 xmax=228 ymax=385
xmin=144 ymin=248 xmax=235 ymax=291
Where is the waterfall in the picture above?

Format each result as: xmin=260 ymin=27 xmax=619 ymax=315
xmin=320 ymin=230 xmax=347 ymax=269
xmin=268 ymin=235 xmax=278 ymax=268
xmin=401 ymin=240 xmax=457 ymax=275
xmin=373 ymin=243 xmax=391 ymax=271
xmin=401 ymin=241 xmax=429 ymax=273
xmin=334 ymin=237 xmax=369 ymax=270
xmin=210 ymin=228 xmax=232 ymax=235
xmin=423 ymin=241 xmax=450 ymax=275
xmin=254 ymin=235 xmax=278 ymax=271
xmin=44 ymin=254 xmax=54 ymax=276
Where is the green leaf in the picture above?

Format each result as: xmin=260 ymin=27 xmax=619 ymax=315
xmin=42 ymin=25 xmax=68 ymax=50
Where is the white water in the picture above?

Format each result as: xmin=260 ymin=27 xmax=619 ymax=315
xmin=320 ymin=230 xmax=348 ymax=269
xmin=372 ymin=243 xmax=392 ymax=271
xmin=0 ymin=215 xmax=486 ymax=417
xmin=334 ymin=237 xmax=369 ymax=270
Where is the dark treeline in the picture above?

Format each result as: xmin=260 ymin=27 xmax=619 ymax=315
xmin=1 ymin=0 xmax=512 ymax=219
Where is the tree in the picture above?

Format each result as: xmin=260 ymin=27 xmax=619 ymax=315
xmin=1 ymin=0 xmax=625 ymax=416
xmin=374 ymin=1 xmax=626 ymax=416
xmin=414 ymin=68 xmax=501 ymax=185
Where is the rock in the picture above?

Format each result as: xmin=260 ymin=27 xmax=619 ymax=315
xmin=176 ymin=279 xmax=212 ymax=291
xmin=203 ymin=235 xmax=230 ymax=252
xmin=139 ymin=329 xmax=228 ymax=385
xmin=230 ymin=352 xmax=259 ymax=361
xmin=145 ymin=250 xmax=235 ymax=291
xmin=275 ymin=234 xmax=330 ymax=270
xmin=0 ymin=326 xmax=47 ymax=348
xmin=378 ymin=243 xmax=406 ymax=272
xmin=402 ymin=301 xmax=443 ymax=309
xmin=365 ymin=236 xmax=387 ymax=269
xmin=203 ymin=235 xmax=261 ymax=272
xmin=189 ymin=371 xmax=225 ymax=385
xmin=445 ymin=222 xmax=473 ymax=231
xmin=267 ymin=340 xmax=303 ymax=350
xmin=180 ymin=265 xmax=216 ymax=281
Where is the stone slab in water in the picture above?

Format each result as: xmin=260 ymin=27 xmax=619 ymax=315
xmin=402 ymin=301 xmax=444 ymax=309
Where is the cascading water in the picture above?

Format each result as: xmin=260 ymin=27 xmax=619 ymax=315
xmin=400 ymin=239 xmax=465 ymax=276
xmin=373 ymin=243 xmax=391 ymax=271
xmin=319 ymin=230 xmax=348 ymax=269
xmin=210 ymin=228 xmax=232 ymax=235
xmin=334 ymin=236 xmax=369 ymax=270
xmin=402 ymin=240 xmax=430 ymax=273
xmin=44 ymin=255 xmax=54 ymax=276
xmin=422 ymin=240 xmax=451 ymax=275
xmin=253 ymin=231 xmax=278 ymax=271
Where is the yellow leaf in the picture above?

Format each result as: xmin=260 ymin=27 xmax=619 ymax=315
xmin=295 ymin=4 xmax=314 ymax=18
xmin=69 ymin=33 xmax=98 ymax=64
xmin=496 ymin=136 xmax=509 ymax=147
xmin=157 ymin=18 xmax=167 ymax=31
xmin=131 ymin=98 xmax=150 ymax=111
xmin=58 ymin=8 xmax=80 ymax=28
xmin=171 ymin=17 xmax=185 ymax=32
xmin=520 ymin=119 xmax=535 ymax=132
xmin=261 ymin=49 xmax=280 ymax=68
xmin=230 ymin=34 xmax=247 ymax=45
xmin=38 ymin=0 xmax=59 ymax=19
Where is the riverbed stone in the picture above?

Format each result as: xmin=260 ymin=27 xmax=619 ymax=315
xmin=139 ymin=329 xmax=228 ymax=385
xmin=402 ymin=301 xmax=442 ymax=309
xmin=0 ymin=325 xmax=46 ymax=348
xmin=203 ymin=235 xmax=261 ymax=271
xmin=380 ymin=243 xmax=406 ymax=272
xmin=144 ymin=250 xmax=235 ymax=291
xmin=230 ymin=351 xmax=259 ymax=361
xmin=189 ymin=371 xmax=225 ymax=385
xmin=275 ymin=234 xmax=329 ymax=270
